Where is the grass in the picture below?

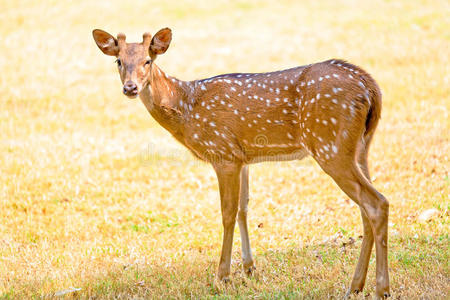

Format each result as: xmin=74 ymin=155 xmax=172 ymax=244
xmin=0 ymin=0 xmax=449 ymax=298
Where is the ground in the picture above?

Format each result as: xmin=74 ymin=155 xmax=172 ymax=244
xmin=0 ymin=0 xmax=449 ymax=298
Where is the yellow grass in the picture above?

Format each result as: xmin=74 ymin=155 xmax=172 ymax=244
xmin=0 ymin=0 xmax=449 ymax=298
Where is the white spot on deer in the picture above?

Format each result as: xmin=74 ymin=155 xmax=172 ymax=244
xmin=253 ymin=95 xmax=259 ymax=99
xmin=234 ymin=80 xmax=242 ymax=86
xmin=333 ymin=74 xmax=339 ymax=78
xmin=276 ymin=88 xmax=280 ymax=94
xmin=257 ymin=114 xmax=262 ymax=118
xmin=225 ymin=94 xmax=230 ymax=99
xmin=234 ymin=110 xmax=238 ymax=115
xmin=348 ymin=74 xmax=353 ymax=79
xmin=319 ymin=77 xmax=323 ymax=81
xmin=284 ymin=85 xmax=289 ymax=90
xmin=287 ymin=132 xmax=294 ymax=139
xmin=332 ymin=145 xmax=338 ymax=153
xmin=266 ymin=119 xmax=272 ymax=123
xmin=331 ymin=117 xmax=337 ymax=124
xmin=230 ymin=86 xmax=236 ymax=92
xmin=241 ymin=116 xmax=245 ymax=121
xmin=325 ymin=75 xmax=330 ymax=79
xmin=310 ymin=98 xmax=315 ymax=104
xmin=332 ymin=99 xmax=338 ymax=104
xmin=322 ymin=120 xmax=328 ymax=125
xmin=201 ymin=85 xmax=206 ymax=90
xmin=325 ymin=94 xmax=331 ymax=98
xmin=224 ymin=79 xmax=231 ymax=84
xmin=342 ymin=103 xmax=347 ymax=109
xmin=206 ymin=105 xmax=211 ymax=110
xmin=316 ymin=93 xmax=321 ymax=99
xmin=193 ymin=133 xmax=199 ymax=139
xmin=247 ymin=84 xmax=252 ymax=88
xmin=209 ymin=121 xmax=216 ymax=127
xmin=214 ymin=130 xmax=219 ymax=136
xmin=194 ymin=113 xmax=200 ymax=119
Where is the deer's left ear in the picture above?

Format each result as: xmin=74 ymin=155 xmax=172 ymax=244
xmin=149 ymin=28 xmax=172 ymax=57
xmin=92 ymin=29 xmax=119 ymax=56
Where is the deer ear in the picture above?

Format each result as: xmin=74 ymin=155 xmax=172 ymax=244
xmin=92 ymin=29 xmax=119 ymax=56
xmin=149 ymin=28 xmax=172 ymax=56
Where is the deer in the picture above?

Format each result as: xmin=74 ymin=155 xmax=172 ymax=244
xmin=92 ymin=28 xmax=390 ymax=298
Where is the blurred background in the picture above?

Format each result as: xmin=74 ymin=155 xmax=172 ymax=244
xmin=0 ymin=0 xmax=448 ymax=298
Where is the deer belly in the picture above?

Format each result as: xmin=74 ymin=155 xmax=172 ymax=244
xmin=245 ymin=147 xmax=308 ymax=164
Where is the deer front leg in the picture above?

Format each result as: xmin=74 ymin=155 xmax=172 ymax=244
xmin=237 ymin=165 xmax=255 ymax=275
xmin=214 ymin=162 xmax=242 ymax=282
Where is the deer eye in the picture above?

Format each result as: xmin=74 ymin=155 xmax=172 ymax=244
xmin=115 ymin=59 xmax=122 ymax=67
xmin=144 ymin=59 xmax=151 ymax=66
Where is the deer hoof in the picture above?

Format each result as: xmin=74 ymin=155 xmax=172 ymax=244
xmin=244 ymin=265 xmax=256 ymax=276
xmin=344 ymin=288 xmax=361 ymax=299
xmin=221 ymin=276 xmax=230 ymax=284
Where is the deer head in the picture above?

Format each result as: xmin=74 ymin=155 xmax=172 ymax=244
xmin=92 ymin=28 xmax=172 ymax=98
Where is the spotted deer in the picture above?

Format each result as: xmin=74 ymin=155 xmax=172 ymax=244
xmin=93 ymin=28 xmax=390 ymax=298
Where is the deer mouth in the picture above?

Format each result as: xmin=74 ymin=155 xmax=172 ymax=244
xmin=124 ymin=91 xmax=139 ymax=98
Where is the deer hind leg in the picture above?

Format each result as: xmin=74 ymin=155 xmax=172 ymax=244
xmin=213 ymin=161 xmax=242 ymax=282
xmin=313 ymin=144 xmax=390 ymax=298
xmin=347 ymin=136 xmax=376 ymax=295
xmin=237 ymin=165 xmax=255 ymax=275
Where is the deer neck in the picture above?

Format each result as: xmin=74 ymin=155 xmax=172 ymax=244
xmin=139 ymin=64 xmax=192 ymax=143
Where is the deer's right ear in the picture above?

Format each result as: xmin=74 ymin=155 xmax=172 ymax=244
xmin=92 ymin=29 xmax=119 ymax=56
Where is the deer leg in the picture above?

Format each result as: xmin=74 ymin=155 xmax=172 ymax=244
xmin=347 ymin=208 xmax=374 ymax=296
xmin=347 ymin=142 xmax=375 ymax=295
xmin=318 ymin=159 xmax=390 ymax=299
xmin=214 ymin=162 xmax=242 ymax=282
xmin=237 ymin=165 xmax=255 ymax=274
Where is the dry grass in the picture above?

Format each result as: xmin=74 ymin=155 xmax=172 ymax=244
xmin=0 ymin=0 xmax=449 ymax=298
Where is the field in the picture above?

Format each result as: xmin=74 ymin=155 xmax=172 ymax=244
xmin=0 ymin=0 xmax=449 ymax=298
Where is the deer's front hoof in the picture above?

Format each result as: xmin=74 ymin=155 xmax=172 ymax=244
xmin=244 ymin=264 xmax=256 ymax=276
xmin=217 ymin=266 xmax=230 ymax=283
xmin=344 ymin=288 xmax=361 ymax=299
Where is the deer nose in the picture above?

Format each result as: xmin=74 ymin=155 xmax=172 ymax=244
xmin=123 ymin=81 xmax=138 ymax=96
